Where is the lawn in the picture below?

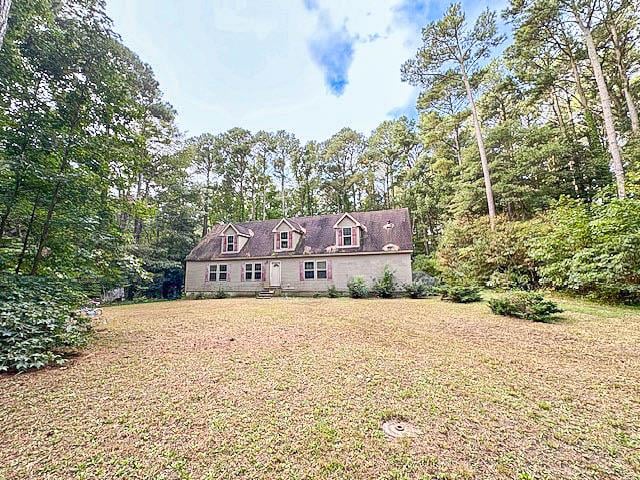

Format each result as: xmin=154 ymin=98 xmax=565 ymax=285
xmin=1 ymin=297 xmax=639 ymax=479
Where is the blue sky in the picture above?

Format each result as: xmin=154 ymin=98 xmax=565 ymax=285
xmin=106 ymin=0 xmax=505 ymax=142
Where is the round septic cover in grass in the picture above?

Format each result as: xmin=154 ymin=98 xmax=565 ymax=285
xmin=382 ymin=419 xmax=422 ymax=439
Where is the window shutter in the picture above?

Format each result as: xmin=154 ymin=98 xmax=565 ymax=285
xmin=241 ymin=264 xmax=244 ymax=282
xmin=205 ymin=266 xmax=209 ymax=282
xmin=353 ymin=227 xmax=359 ymax=246
xmin=222 ymin=237 xmax=226 ymax=252
xmin=299 ymin=261 xmax=304 ymax=281
xmin=336 ymin=229 xmax=342 ymax=246
xmin=233 ymin=235 xmax=237 ymax=252
xmin=327 ymin=260 xmax=333 ymax=280
xmin=275 ymin=233 xmax=280 ymax=250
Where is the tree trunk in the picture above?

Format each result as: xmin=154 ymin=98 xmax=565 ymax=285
xmin=0 ymin=0 xmax=11 ymax=51
xmin=202 ymin=161 xmax=211 ymax=237
xmin=453 ymin=125 xmax=462 ymax=167
xmin=31 ymin=179 xmax=62 ymax=275
xmin=133 ymin=172 xmax=144 ymax=243
xmin=15 ymin=192 xmax=40 ymax=273
xmin=281 ymin=174 xmax=286 ymax=217
xmin=0 ymin=171 xmax=20 ymax=239
xmin=461 ymin=68 xmax=497 ymax=229
xmin=575 ymin=14 xmax=626 ymax=198
xmin=609 ymin=21 xmax=639 ymax=132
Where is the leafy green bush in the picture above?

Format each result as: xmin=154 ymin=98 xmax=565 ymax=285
xmin=372 ymin=266 xmax=397 ymax=298
xmin=213 ymin=287 xmax=229 ymax=299
xmin=487 ymin=270 xmax=533 ymax=290
xmin=0 ymin=275 xmax=91 ymax=372
xmin=327 ymin=285 xmax=340 ymax=298
xmin=412 ymin=254 xmax=440 ymax=277
xmin=488 ymin=292 xmax=562 ymax=322
xmin=403 ymin=281 xmax=437 ymax=299
xmin=347 ymin=276 xmax=369 ymax=299
xmin=440 ymin=285 xmax=482 ymax=303
xmin=437 ymin=216 xmax=538 ymax=289
xmin=529 ymin=198 xmax=640 ymax=303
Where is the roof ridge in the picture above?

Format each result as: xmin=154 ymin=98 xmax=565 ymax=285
xmin=233 ymin=208 xmax=409 ymax=227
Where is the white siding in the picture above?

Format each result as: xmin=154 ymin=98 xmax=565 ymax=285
xmin=185 ymin=253 xmax=412 ymax=294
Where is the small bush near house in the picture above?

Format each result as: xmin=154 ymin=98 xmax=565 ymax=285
xmin=347 ymin=276 xmax=369 ymax=299
xmin=372 ymin=266 xmax=397 ymax=298
xmin=403 ymin=281 xmax=436 ymax=299
xmin=440 ymin=285 xmax=482 ymax=303
xmin=213 ymin=287 xmax=229 ymax=299
xmin=488 ymin=292 xmax=563 ymax=322
xmin=327 ymin=285 xmax=340 ymax=298
xmin=0 ymin=275 xmax=92 ymax=372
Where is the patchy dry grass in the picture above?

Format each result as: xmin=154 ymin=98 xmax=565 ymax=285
xmin=2 ymin=297 xmax=639 ymax=479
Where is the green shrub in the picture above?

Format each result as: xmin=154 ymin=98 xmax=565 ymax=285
xmin=437 ymin=216 xmax=538 ymax=289
xmin=213 ymin=287 xmax=229 ymax=299
xmin=403 ymin=281 xmax=437 ymax=299
xmin=412 ymin=254 xmax=440 ymax=277
xmin=440 ymin=285 xmax=482 ymax=303
xmin=487 ymin=270 xmax=533 ymax=290
xmin=0 ymin=275 xmax=92 ymax=372
xmin=488 ymin=292 xmax=562 ymax=322
xmin=347 ymin=276 xmax=369 ymax=299
xmin=327 ymin=285 xmax=340 ymax=298
xmin=372 ymin=266 xmax=397 ymax=298
xmin=529 ymin=198 xmax=640 ymax=303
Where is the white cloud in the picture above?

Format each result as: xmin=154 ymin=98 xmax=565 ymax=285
xmin=106 ymin=0 xmax=432 ymax=142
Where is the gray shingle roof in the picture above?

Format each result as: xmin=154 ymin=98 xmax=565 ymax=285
xmin=186 ymin=208 xmax=413 ymax=261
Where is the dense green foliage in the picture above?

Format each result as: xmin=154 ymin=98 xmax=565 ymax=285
xmin=372 ymin=266 xmax=398 ymax=298
xmin=436 ymin=199 xmax=640 ymax=302
xmin=403 ymin=281 xmax=436 ymax=299
xmin=440 ymin=286 xmax=482 ymax=303
xmin=0 ymin=275 xmax=91 ymax=371
xmin=489 ymin=292 xmax=563 ymax=322
xmin=347 ymin=277 xmax=369 ymax=299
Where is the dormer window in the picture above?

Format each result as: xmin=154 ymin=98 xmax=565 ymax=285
xmin=342 ymin=227 xmax=352 ymax=246
xmin=226 ymin=235 xmax=235 ymax=252
xmin=280 ymin=231 xmax=289 ymax=249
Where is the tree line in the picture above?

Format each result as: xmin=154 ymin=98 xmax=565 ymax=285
xmin=0 ymin=0 xmax=638 ymax=301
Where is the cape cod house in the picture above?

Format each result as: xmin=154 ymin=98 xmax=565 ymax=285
xmin=185 ymin=208 xmax=413 ymax=296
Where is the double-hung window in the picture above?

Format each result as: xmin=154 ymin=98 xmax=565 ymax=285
xmin=209 ymin=264 xmax=218 ymax=282
xmin=316 ymin=261 xmax=327 ymax=279
xmin=304 ymin=261 xmax=327 ymax=280
xmin=218 ymin=264 xmax=228 ymax=281
xmin=304 ymin=261 xmax=315 ymax=279
xmin=245 ymin=263 xmax=262 ymax=281
xmin=342 ymin=227 xmax=352 ymax=246
xmin=226 ymin=235 xmax=235 ymax=252
xmin=209 ymin=264 xmax=228 ymax=282
xmin=280 ymin=231 xmax=289 ymax=249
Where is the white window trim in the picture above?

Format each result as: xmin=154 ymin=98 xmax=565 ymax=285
xmin=275 ymin=230 xmax=295 ymax=252
xmin=337 ymin=226 xmax=359 ymax=248
xmin=209 ymin=263 xmax=229 ymax=282
xmin=304 ymin=260 xmax=328 ymax=280
xmin=245 ymin=263 xmax=262 ymax=281
xmin=224 ymin=234 xmax=235 ymax=253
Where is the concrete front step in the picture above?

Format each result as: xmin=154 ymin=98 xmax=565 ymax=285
xmin=256 ymin=290 xmax=275 ymax=299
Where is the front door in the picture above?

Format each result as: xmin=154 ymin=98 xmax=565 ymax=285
xmin=270 ymin=261 xmax=281 ymax=287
